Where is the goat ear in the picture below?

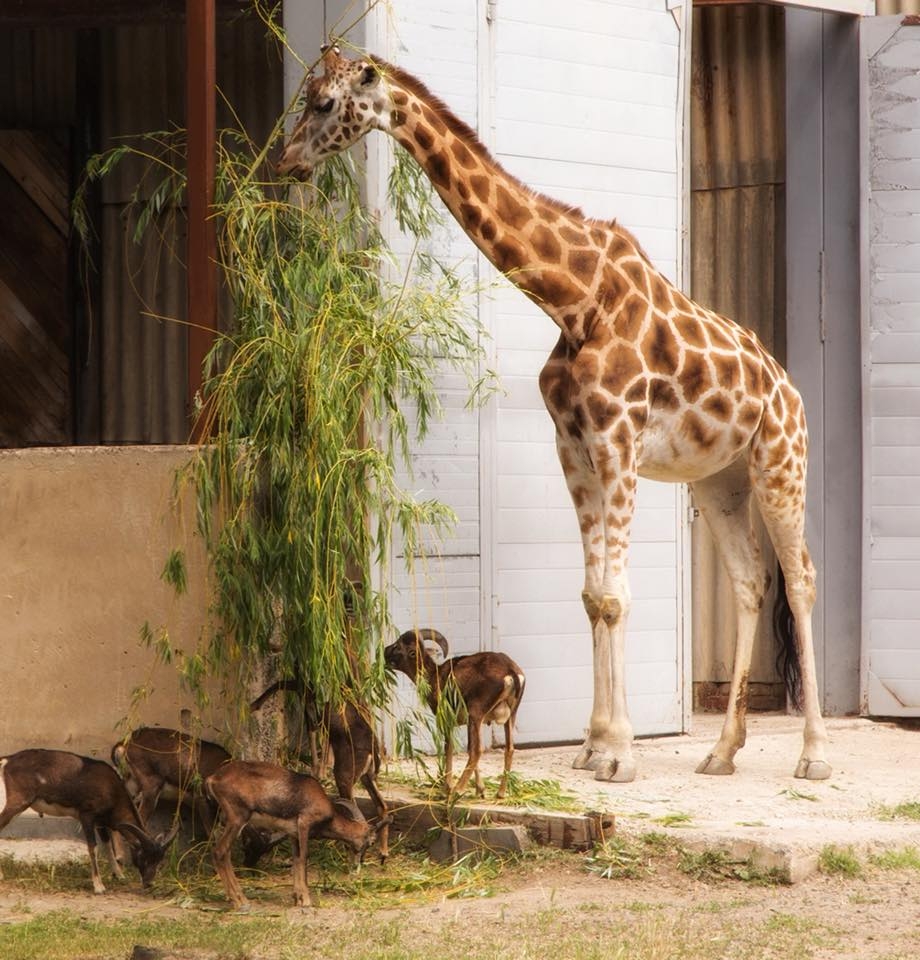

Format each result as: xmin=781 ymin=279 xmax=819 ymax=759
xmin=333 ymin=798 xmax=365 ymax=821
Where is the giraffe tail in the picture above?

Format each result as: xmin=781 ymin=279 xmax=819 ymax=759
xmin=773 ymin=566 xmax=804 ymax=711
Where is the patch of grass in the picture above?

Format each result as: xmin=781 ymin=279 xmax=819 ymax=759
xmin=872 ymin=799 xmax=920 ymax=821
xmin=653 ymin=812 xmax=693 ymax=828
xmin=677 ymin=849 xmax=788 ymax=886
xmin=818 ymin=845 xmax=862 ymax=878
xmin=480 ymin=772 xmax=583 ymax=811
xmin=869 ymin=847 xmax=920 ymax=871
xmin=778 ymin=787 xmax=820 ymax=802
xmin=585 ymin=837 xmax=649 ymax=880
xmin=639 ymin=831 xmax=678 ymax=854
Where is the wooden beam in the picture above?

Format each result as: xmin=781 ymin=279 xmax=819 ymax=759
xmin=0 ymin=0 xmax=250 ymax=27
xmin=186 ymin=0 xmax=217 ymax=440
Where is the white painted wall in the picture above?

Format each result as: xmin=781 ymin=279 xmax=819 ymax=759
xmin=860 ymin=17 xmax=920 ymax=717
xmin=371 ymin=0 xmax=688 ymax=745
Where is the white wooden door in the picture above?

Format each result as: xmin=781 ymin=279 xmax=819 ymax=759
xmin=489 ymin=0 xmax=687 ymax=742
xmin=860 ymin=16 xmax=920 ymax=717
xmin=377 ymin=0 xmax=689 ymax=746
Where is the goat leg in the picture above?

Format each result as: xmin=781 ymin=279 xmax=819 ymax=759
xmin=211 ymin=815 xmax=249 ymax=910
xmin=360 ymin=772 xmax=389 ymax=863
xmin=452 ymin=722 xmax=483 ymax=798
xmin=291 ymin=827 xmax=312 ymax=908
xmin=496 ymin=721 xmax=514 ymax=800
xmin=79 ymin=815 xmax=106 ymax=894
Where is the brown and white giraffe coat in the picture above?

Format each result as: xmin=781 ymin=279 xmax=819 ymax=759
xmin=278 ymin=47 xmax=830 ymax=783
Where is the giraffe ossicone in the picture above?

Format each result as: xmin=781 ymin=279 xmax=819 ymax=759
xmin=278 ymin=47 xmax=831 ymax=784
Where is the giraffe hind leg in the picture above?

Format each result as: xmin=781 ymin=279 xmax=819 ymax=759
xmin=750 ymin=436 xmax=831 ymax=780
xmin=691 ymin=465 xmax=767 ymax=776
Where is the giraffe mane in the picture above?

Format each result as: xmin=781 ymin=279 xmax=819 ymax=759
xmin=371 ymin=58 xmax=654 ymax=269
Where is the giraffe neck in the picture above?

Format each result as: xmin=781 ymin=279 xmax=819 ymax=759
xmin=380 ymin=65 xmax=645 ymax=346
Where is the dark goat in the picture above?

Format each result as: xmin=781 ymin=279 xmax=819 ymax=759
xmin=0 ymin=748 xmax=176 ymax=893
xmin=112 ymin=727 xmax=272 ymax=867
xmin=384 ymin=628 xmax=526 ymax=798
xmin=251 ymin=680 xmax=389 ymax=860
xmin=205 ymin=759 xmax=385 ymax=909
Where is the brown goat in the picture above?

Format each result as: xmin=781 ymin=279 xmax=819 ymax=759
xmin=112 ymin=727 xmax=272 ymax=867
xmin=0 ymin=748 xmax=176 ymax=893
xmin=251 ymin=681 xmax=389 ymax=860
xmin=205 ymin=759 xmax=384 ymax=909
xmin=383 ymin=628 xmax=526 ymax=799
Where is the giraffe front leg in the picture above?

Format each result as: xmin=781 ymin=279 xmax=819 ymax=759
xmin=572 ymin=590 xmax=636 ymax=783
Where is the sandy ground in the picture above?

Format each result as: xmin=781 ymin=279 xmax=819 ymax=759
xmin=2 ymin=713 xmax=918 ymax=869
xmin=1 ymin=714 xmax=918 ymax=959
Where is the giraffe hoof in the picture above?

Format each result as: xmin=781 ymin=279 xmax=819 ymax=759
xmin=695 ymin=753 xmax=735 ymax=776
xmin=795 ymin=758 xmax=832 ymax=781
xmin=572 ymin=745 xmax=594 ymax=770
xmin=594 ymin=757 xmax=636 ymax=783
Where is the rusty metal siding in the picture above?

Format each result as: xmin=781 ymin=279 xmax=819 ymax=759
xmin=690 ymin=4 xmax=787 ymax=706
xmin=96 ymin=16 xmax=282 ymax=443
xmin=0 ymin=28 xmax=77 ymax=126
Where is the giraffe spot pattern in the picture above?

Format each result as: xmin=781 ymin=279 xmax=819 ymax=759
xmin=528 ymin=270 xmax=585 ymax=308
xmin=559 ymin=225 xmax=589 ymax=246
xmin=428 ymin=149 xmax=451 ymax=189
xmin=601 ymin=344 xmax=643 ymax=396
xmin=496 ymin=185 xmax=531 ymax=230
xmin=469 ymin=174 xmax=490 ymax=204
xmin=531 ymin=224 xmax=562 ymax=262
xmin=450 ymin=138 xmax=477 ymax=169
xmin=568 ymin=248 xmax=600 ymax=284
xmin=584 ymin=392 xmax=622 ymax=432
xmin=678 ymin=350 xmax=711 ymax=404
xmin=614 ymin=293 xmax=648 ymax=341
xmin=492 ymin=236 xmax=527 ymax=274
xmin=642 ymin=319 xmax=679 ymax=376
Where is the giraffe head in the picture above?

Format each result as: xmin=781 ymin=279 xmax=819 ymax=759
xmin=277 ymin=45 xmax=388 ymax=180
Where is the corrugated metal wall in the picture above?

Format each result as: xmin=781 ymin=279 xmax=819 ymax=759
xmin=690 ymin=4 xmax=786 ymax=709
xmin=0 ymin=15 xmax=282 ymax=446
xmin=97 ymin=17 xmax=282 ymax=443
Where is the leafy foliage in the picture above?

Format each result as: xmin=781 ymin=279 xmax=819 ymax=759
xmin=74 ymin=55 xmax=493 ymax=731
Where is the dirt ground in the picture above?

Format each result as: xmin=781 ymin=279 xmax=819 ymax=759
xmin=1 ymin=714 xmax=918 ymax=959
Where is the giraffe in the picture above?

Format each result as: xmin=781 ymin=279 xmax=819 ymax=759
xmin=277 ymin=46 xmax=832 ymax=783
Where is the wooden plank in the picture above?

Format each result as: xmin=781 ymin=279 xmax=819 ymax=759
xmin=0 ymin=131 xmax=69 ymax=234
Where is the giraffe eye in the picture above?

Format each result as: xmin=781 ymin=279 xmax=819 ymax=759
xmin=315 ymin=98 xmax=334 ymax=115
xmin=360 ymin=65 xmax=378 ymax=86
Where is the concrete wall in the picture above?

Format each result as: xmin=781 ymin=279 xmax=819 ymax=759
xmin=0 ymin=446 xmax=220 ymax=759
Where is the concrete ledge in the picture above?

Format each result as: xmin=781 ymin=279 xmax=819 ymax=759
xmin=0 ymin=810 xmax=82 ymax=841
xmin=428 ymin=824 xmax=532 ymax=862
xmin=357 ymin=794 xmax=615 ymax=853
xmin=683 ymin=836 xmax=819 ymax=884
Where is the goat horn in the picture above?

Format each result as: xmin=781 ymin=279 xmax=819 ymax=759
xmin=416 ymin=628 xmax=449 ymax=659
xmin=115 ymin=822 xmax=157 ymax=851
xmin=333 ymin=798 xmax=364 ymax=821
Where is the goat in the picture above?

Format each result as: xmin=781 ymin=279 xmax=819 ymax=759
xmin=0 ymin=748 xmax=177 ymax=893
xmin=251 ymin=680 xmax=389 ymax=861
xmin=205 ymin=759 xmax=385 ymax=909
xmin=112 ymin=727 xmax=272 ymax=867
xmin=383 ymin=628 xmax=526 ymax=799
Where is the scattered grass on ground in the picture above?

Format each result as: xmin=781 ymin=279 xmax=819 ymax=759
xmin=869 ymin=847 xmax=920 ymax=872
xmin=818 ymin=845 xmax=862 ymax=878
xmin=872 ymin=800 xmax=920 ymax=822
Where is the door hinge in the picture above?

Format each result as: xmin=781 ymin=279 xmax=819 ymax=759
xmin=687 ymin=506 xmax=701 ymax=524
xmin=486 ymin=0 xmax=497 ymax=24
